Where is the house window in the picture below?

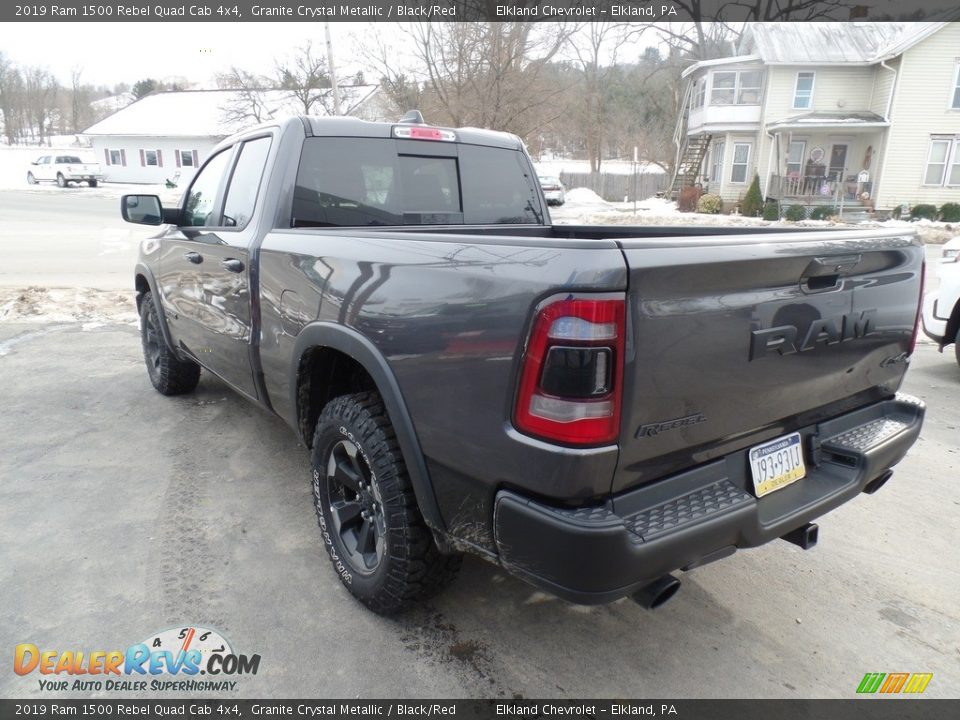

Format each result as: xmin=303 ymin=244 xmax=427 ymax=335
xmin=179 ymin=150 xmax=195 ymax=167
xmin=710 ymin=70 xmax=763 ymax=106
xmin=786 ymin=140 xmax=806 ymax=176
xmin=737 ymin=71 xmax=763 ymax=104
xmin=952 ymin=64 xmax=960 ymax=110
xmin=693 ymin=78 xmax=705 ymax=108
xmin=144 ymin=150 xmax=159 ymax=166
xmin=731 ymin=142 xmax=751 ymax=184
xmin=108 ymin=149 xmax=123 ymax=166
xmin=794 ymin=72 xmax=815 ymax=110
xmin=711 ymin=72 xmax=736 ymax=105
xmin=710 ymin=140 xmax=725 ymax=184
xmin=924 ymin=137 xmax=960 ymax=186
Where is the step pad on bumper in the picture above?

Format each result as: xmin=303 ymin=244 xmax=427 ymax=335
xmin=624 ymin=480 xmax=752 ymax=542
xmin=821 ymin=416 xmax=913 ymax=454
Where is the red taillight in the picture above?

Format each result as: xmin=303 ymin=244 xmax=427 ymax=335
xmin=514 ymin=294 xmax=625 ymax=446
xmin=909 ymin=261 xmax=925 ymax=355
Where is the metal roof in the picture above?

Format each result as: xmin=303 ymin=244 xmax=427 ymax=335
xmin=739 ymin=23 xmax=914 ymax=64
xmin=766 ymin=111 xmax=890 ymax=132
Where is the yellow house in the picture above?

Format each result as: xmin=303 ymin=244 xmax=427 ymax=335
xmin=674 ymin=22 xmax=960 ymax=216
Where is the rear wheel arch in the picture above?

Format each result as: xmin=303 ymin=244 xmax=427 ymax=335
xmin=943 ymin=298 xmax=960 ymax=352
xmin=291 ymin=323 xmax=446 ymax=533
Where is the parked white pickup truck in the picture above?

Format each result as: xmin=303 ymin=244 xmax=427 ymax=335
xmin=27 ymin=154 xmax=103 ymax=188
xmin=922 ymin=236 xmax=960 ymax=366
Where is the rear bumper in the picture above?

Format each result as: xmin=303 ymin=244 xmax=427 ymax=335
xmin=493 ymin=393 xmax=925 ymax=604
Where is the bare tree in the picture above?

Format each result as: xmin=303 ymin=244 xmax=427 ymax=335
xmin=351 ymin=29 xmax=423 ymax=118
xmin=567 ymin=23 xmax=650 ymax=172
xmin=23 ymin=67 xmax=58 ymax=144
xmin=275 ymin=41 xmax=330 ymax=115
xmin=405 ymin=22 xmax=577 ymax=140
xmin=216 ymin=66 xmax=271 ymax=124
xmin=0 ymin=53 xmax=24 ymax=144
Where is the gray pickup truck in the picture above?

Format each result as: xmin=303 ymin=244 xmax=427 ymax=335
xmin=122 ymin=115 xmax=926 ymax=615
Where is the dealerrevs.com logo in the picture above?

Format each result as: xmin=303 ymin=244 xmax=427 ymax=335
xmin=857 ymin=672 xmax=933 ymax=695
xmin=14 ymin=626 xmax=260 ymax=692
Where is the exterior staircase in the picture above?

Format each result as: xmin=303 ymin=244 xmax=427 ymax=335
xmin=670 ymin=133 xmax=711 ymax=198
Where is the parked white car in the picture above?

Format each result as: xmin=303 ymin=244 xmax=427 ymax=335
xmin=538 ymin=176 xmax=566 ymax=206
xmin=27 ymin=154 xmax=103 ymax=188
xmin=921 ymin=236 xmax=960 ymax=366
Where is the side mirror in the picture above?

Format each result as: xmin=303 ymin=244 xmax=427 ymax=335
xmin=121 ymin=194 xmax=178 ymax=225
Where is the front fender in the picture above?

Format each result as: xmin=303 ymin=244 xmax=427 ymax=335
xmin=134 ymin=262 xmax=177 ymax=357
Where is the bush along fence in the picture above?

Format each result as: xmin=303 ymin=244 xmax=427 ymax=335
xmin=559 ymin=171 xmax=669 ymax=202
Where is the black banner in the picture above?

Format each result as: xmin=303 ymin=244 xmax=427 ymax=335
xmin=2 ymin=700 xmax=960 ymax=720
xmin=4 ymin=0 xmax=960 ymax=23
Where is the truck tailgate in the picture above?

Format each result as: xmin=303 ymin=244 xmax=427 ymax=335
xmin=613 ymin=229 xmax=923 ymax=494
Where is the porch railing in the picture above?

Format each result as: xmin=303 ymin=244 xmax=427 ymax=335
xmin=768 ymin=171 xmax=845 ymax=201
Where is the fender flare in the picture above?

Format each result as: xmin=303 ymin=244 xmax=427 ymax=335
xmin=290 ymin=322 xmax=446 ymax=533
xmin=134 ymin=263 xmax=177 ymax=356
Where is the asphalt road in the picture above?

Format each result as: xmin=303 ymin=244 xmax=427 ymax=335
xmin=0 ymin=324 xmax=957 ymax=699
xmin=0 ymin=190 xmax=957 ymax=699
xmin=0 ymin=189 xmax=150 ymax=290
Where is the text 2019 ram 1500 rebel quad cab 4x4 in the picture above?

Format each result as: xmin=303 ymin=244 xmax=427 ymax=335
xmin=123 ymin=115 xmax=926 ymax=615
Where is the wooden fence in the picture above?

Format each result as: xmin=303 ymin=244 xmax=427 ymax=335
xmin=559 ymin=171 xmax=669 ymax=202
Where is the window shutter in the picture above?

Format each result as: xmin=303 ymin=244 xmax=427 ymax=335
xmin=192 ymin=150 xmax=199 ymax=166
xmin=139 ymin=149 xmax=145 ymax=167
xmin=120 ymin=149 xmax=127 ymax=167
xmin=104 ymin=148 xmax=110 ymax=166
xmin=157 ymin=149 xmax=163 ymax=167
xmin=175 ymin=150 xmax=181 ymax=168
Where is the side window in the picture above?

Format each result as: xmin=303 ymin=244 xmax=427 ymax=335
xmin=221 ymin=137 xmax=272 ymax=228
xmin=182 ymin=149 xmax=232 ymax=227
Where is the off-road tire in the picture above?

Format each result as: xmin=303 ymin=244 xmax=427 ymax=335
xmin=139 ymin=291 xmax=201 ymax=395
xmin=26 ymin=172 xmax=37 ymax=185
xmin=56 ymin=173 xmax=67 ymax=188
xmin=311 ymin=392 xmax=462 ymax=614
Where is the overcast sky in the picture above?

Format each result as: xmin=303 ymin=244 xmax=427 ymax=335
xmin=2 ymin=22 xmax=380 ymax=87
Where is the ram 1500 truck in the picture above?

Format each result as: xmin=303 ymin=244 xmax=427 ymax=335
xmin=122 ymin=115 xmax=926 ymax=615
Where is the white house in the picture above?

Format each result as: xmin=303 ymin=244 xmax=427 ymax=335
xmin=82 ymin=86 xmax=380 ymax=184
xmin=673 ymin=22 xmax=960 ymax=215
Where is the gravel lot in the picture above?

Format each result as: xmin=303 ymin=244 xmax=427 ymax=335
xmin=0 ymin=190 xmax=957 ymax=699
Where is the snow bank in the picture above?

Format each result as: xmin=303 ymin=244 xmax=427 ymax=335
xmin=564 ymin=187 xmax=608 ymax=205
xmin=0 ymin=287 xmax=138 ymax=324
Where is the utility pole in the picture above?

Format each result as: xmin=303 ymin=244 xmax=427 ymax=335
xmin=324 ymin=22 xmax=341 ymax=115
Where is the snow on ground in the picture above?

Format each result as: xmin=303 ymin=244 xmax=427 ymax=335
xmin=552 ymin=188 xmax=958 ymax=244
xmin=534 ymin=158 xmax=666 ymax=177
xmin=0 ymin=287 xmax=138 ymax=325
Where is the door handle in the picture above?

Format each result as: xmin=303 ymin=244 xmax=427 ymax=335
xmin=221 ymin=258 xmax=244 ymax=273
xmin=183 ymin=251 xmax=203 ymax=264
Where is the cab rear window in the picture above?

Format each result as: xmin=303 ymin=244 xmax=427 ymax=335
xmin=292 ymin=137 xmax=542 ymax=227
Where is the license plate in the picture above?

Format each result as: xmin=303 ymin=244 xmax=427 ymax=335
xmin=748 ymin=432 xmax=806 ymax=497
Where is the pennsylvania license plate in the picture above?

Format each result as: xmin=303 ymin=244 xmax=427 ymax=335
xmin=748 ymin=432 xmax=806 ymax=498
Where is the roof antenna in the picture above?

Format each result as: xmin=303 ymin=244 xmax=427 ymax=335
xmin=398 ymin=110 xmax=425 ymax=124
